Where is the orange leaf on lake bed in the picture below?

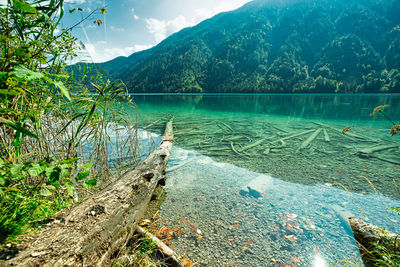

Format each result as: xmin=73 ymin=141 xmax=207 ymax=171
xmin=197 ymin=234 xmax=203 ymax=239
xmin=242 ymin=244 xmax=249 ymax=250
xmin=284 ymin=235 xmax=297 ymax=242
xmin=248 ymin=240 xmax=253 ymax=245
xmin=216 ymin=221 xmax=222 ymax=226
xmin=183 ymin=219 xmax=189 ymax=223
xmin=182 ymin=257 xmax=193 ymax=266
xmin=290 ymin=257 xmax=301 ymax=264
xmin=228 ymin=238 xmax=235 ymax=242
xmin=287 ymin=225 xmax=295 ymax=232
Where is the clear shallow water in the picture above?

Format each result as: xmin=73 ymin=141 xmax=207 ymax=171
xmin=130 ymin=94 xmax=400 ymax=266
xmin=160 ymin=147 xmax=400 ymax=266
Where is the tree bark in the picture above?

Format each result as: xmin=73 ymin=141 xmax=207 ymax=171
xmin=349 ymin=217 xmax=400 ymax=266
xmin=6 ymin=118 xmax=175 ymax=267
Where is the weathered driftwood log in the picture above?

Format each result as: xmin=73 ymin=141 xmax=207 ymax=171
xmin=7 ymin=118 xmax=175 ymax=267
xmin=136 ymin=226 xmax=184 ymax=267
xmin=358 ymin=144 xmax=398 ymax=154
xmin=270 ymin=129 xmax=314 ymax=145
xmin=323 ymin=128 xmax=330 ymax=142
xmin=349 ymin=217 xmax=400 ymax=265
xmin=313 ymin=121 xmax=378 ymax=142
xmin=216 ymin=120 xmax=234 ymax=132
xmin=230 ymin=141 xmax=241 ymax=155
xmin=238 ymin=137 xmax=269 ymax=153
xmin=298 ymin=128 xmax=322 ymax=150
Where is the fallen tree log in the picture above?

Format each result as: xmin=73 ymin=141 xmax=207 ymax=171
xmin=270 ymin=129 xmax=315 ymax=145
xmin=298 ymin=128 xmax=322 ymax=150
xmin=313 ymin=121 xmax=379 ymax=143
xmin=358 ymin=144 xmax=398 ymax=154
xmin=6 ymin=118 xmax=175 ymax=266
xmin=238 ymin=137 xmax=269 ymax=153
xmin=349 ymin=217 xmax=400 ymax=266
xmin=323 ymin=128 xmax=330 ymax=142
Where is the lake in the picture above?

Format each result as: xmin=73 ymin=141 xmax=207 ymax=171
xmin=130 ymin=94 xmax=400 ymax=266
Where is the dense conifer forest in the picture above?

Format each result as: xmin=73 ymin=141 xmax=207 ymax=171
xmin=90 ymin=0 xmax=400 ymax=93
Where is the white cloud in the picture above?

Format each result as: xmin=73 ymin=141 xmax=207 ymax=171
xmin=79 ymin=43 xmax=152 ymax=63
xmin=110 ymin=25 xmax=125 ymax=32
xmin=145 ymin=0 xmax=251 ymax=44
xmin=145 ymin=15 xmax=193 ymax=43
xmin=130 ymin=8 xmax=140 ymax=20
xmin=194 ymin=0 xmax=252 ymax=22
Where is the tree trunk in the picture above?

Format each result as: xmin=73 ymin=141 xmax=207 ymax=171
xmin=7 ymin=118 xmax=175 ymax=267
xmin=349 ymin=217 xmax=400 ymax=266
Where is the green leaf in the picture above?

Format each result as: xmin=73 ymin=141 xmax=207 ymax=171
xmin=0 ymin=89 xmax=20 ymax=95
xmin=40 ymin=185 xmax=56 ymax=197
xmin=0 ymin=118 xmax=38 ymax=139
xmin=13 ymin=0 xmax=36 ymax=13
xmin=27 ymin=163 xmax=44 ymax=177
xmin=10 ymin=164 xmax=24 ymax=176
xmin=0 ymin=177 xmax=10 ymax=186
xmin=69 ymin=8 xmax=76 ymax=13
xmin=77 ymin=170 xmax=90 ymax=181
xmin=51 ymin=180 xmax=60 ymax=189
xmin=13 ymin=65 xmax=43 ymax=80
xmin=54 ymin=81 xmax=71 ymax=100
xmin=66 ymin=182 xmax=75 ymax=197
xmin=0 ymin=71 xmax=6 ymax=80
xmin=84 ymin=179 xmax=97 ymax=189
xmin=100 ymin=8 xmax=106 ymax=14
xmin=79 ymin=162 xmax=93 ymax=170
xmin=45 ymin=166 xmax=61 ymax=182
xmin=60 ymin=157 xmax=79 ymax=164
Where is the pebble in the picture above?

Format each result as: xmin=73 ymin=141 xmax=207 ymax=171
xmin=31 ymin=251 xmax=46 ymax=257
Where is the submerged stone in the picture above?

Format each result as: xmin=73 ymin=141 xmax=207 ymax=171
xmin=240 ymin=174 xmax=274 ymax=198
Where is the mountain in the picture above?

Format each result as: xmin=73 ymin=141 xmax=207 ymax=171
xmin=94 ymin=0 xmax=400 ymax=93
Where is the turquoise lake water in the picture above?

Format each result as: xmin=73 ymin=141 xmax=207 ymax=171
xmin=130 ymin=94 xmax=400 ymax=266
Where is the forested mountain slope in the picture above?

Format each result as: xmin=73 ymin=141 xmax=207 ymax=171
xmin=95 ymin=0 xmax=400 ymax=93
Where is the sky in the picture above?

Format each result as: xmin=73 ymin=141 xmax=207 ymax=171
xmin=56 ymin=0 xmax=253 ymax=63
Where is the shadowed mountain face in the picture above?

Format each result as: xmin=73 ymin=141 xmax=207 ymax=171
xmin=93 ymin=0 xmax=400 ymax=93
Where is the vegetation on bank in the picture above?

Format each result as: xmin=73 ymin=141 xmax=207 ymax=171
xmin=0 ymin=0 xmax=138 ymax=244
xmin=94 ymin=0 xmax=400 ymax=94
